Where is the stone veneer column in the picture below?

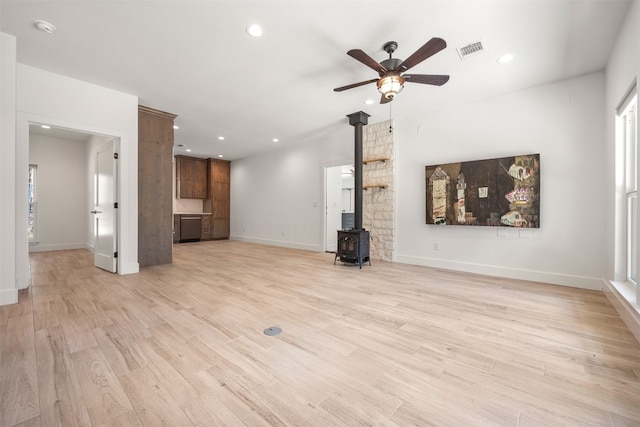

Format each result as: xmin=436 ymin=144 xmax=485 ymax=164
xmin=362 ymin=120 xmax=395 ymax=261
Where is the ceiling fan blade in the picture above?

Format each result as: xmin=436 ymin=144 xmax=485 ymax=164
xmin=347 ymin=49 xmax=388 ymax=74
xmin=395 ymin=38 xmax=447 ymax=72
xmin=334 ymin=78 xmax=379 ymax=92
xmin=403 ymin=74 xmax=450 ymax=86
xmin=380 ymin=94 xmax=392 ymax=104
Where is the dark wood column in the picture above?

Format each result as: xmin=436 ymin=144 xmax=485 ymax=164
xmin=138 ymin=105 xmax=177 ymax=267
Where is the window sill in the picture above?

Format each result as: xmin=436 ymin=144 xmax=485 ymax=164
xmin=606 ymin=280 xmax=640 ymax=344
xmin=610 ymin=280 xmax=638 ymax=308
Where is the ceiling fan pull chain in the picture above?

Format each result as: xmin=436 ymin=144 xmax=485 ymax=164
xmin=389 ymin=102 xmax=393 ymax=133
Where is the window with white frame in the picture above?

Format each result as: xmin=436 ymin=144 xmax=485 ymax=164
xmin=619 ymin=91 xmax=637 ymax=288
xmin=28 ymin=164 xmax=37 ymax=242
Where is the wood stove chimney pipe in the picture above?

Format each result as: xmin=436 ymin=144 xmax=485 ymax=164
xmin=347 ymin=111 xmax=370 ymax=231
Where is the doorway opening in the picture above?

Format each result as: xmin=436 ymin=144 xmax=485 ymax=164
xmin=28 ymin=124 xmax=119 ymax=272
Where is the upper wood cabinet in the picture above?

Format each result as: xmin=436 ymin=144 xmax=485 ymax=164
xmin=176 ymin=155 xmax=208 ymax=199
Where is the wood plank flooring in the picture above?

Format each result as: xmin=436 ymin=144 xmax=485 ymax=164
xmin=2 ymin=240 xmax=640 ymax=426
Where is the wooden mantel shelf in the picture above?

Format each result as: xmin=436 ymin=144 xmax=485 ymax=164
xmin=363 ymin=157 xmax=390 ymax=165
xmin=363 ymin=184 xmax=388 ymax=190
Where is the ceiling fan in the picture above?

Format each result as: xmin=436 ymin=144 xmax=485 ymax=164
xmin=334 ymin=38 xmax=450 ymax=104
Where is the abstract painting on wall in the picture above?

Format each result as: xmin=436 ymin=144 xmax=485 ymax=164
xmin=425 ymin=154 xmax=540 ymax=227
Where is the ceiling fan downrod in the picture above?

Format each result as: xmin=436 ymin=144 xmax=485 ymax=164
xmin=383 ymin=41 xmax=398 ymax=58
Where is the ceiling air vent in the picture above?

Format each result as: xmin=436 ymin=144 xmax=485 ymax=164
xmin=457 ymin=40 xmax=486 ymax=60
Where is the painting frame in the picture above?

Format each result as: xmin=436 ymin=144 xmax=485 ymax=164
xmin=425 ymin=154 xmax=540 ymax=228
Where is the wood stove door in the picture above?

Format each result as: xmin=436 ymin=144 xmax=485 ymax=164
xmin=339 ymin=236 xmax=357 ymax=255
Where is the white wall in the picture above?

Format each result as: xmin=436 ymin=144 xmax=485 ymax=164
xmin=29 ymin=134 xmax=88 ymax=252
xmin=232 ymin=72 xmax=606 ymax=290
xmin=0 ymin=32 xmax=17 ymax=305
xmin=231 ymin=133 xmax=352 ymax=251
xmin=395 ymin=71 xmax=605 ymax=290
xmin=15 ymin=64 xmax=139 ymax=292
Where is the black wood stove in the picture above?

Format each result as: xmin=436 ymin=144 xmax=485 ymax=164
xmin=335 ymin=229 xmax=370 ymax=268
xmin=334 ymin=111 xmax=371 ymax=269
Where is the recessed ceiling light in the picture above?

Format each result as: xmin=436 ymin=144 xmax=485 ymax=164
xmin=272 ymin=138 xmax=279 ymax=143
xmin=246 ymin=24 xmax=263 ymax=37
xmin=185 ymin=148 xmax=192 ymax=152
xmin=173 ymin=125 xmax=179 ymax=130
xmin=40 ymin=125 xmax=51 ymax=129
xmin=35 ymin=20 xmax=56 ymax=34
xmin=217 ymin=154 xmax=224 ymax=158
xmin=497 ymin=53 xmax=515 ymax=64
xmin=364 ymin=99 xmax=374 ymax=105
xmin=218 ymin=136 xmax=225 ymax=140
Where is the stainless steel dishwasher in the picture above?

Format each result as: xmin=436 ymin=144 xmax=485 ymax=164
xmin=179 ymin=215 xmax=202 ymax=242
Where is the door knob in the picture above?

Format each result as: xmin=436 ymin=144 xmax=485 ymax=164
xmin=90 ymin=210 xmax=102 ymax=214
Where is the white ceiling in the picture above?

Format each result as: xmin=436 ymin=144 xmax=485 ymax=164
xmin=1 ymin=0 xmax=631 ymax=160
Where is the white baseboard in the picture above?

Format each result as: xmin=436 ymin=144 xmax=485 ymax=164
xmin=229 ymin=235 xmax=322 ymax=252
xmin=603 ymin=280 xmax=640 ymax=344
xmin=0 ymin=288 xmax=18 ymax=306
xmin=29 ymin=242 xmax=86 ymax=253
xmin=393 ymin=254 xmax=602 ymax=290
xmin=119 ymin=262 xmax=139 ymax=275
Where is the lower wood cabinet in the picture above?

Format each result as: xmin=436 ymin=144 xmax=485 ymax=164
xmin=173 ymin=215 xmax=180 ymax=243
xmin=173 ymin=214 xmax=210 ymax=242
xmin=201 ymin=215 xmax=211 ymax=240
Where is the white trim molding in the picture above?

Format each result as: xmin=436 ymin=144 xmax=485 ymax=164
xmin=394 ymin=254 xmax=603 ymax=291
xmin=603 ymin=280 xmax=640 ymax=344
xmin=230 ymin=235 xmax=322 ymax=252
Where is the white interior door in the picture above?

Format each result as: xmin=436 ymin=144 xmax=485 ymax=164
xmin=93 ymin=139 xmax=117 ymax=272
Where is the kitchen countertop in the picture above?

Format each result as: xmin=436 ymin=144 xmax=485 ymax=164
xmin=174 ymin=212 xmax=212 ymax=215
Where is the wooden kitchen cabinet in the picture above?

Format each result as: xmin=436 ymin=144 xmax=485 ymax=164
xmin=176 ymin=155 xmax=208 ymax=199
xmin=138 ymin=105 xmax=176 ymax=267
xmin=201 ymin=215 xmax=211 ymax=240
xmin=204 ymin=159 xmax=230 ymax=239
xmin=173 ymin=214 xmax=180 ymax=243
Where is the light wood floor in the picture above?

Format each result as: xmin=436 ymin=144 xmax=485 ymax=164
xmin=2 ymin=241 xmax=640 ymax=426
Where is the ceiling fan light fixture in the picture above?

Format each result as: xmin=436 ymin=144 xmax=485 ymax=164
xmin=377 ymin=75 xmax=405 ymax=100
